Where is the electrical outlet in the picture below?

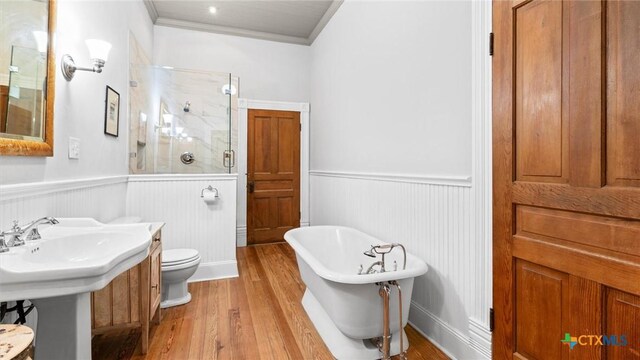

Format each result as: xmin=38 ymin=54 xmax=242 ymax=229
xmin=68 ymin=137 xmax=80 ymax=159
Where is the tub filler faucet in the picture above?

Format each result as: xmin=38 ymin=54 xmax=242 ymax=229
xmin=362 ymin=243 xmax=407 ymax=273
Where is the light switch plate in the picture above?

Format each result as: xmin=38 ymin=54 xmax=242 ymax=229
xmin=68 ymin=137 xmax=80 ymax=159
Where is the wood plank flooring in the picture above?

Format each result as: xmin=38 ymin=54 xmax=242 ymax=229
xmin=92 ymin=243 xmax=449 ymax=360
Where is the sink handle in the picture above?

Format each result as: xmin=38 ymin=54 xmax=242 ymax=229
xmin=26 ymin=228 xmax=42 ymax=241
xmin=0 ymin=235 xmax=8 ymax=253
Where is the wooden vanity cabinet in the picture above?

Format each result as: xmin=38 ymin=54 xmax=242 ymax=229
xmin=149 ymin=232 xmax=162 ymax=321
xmin=91 ymin=228 xmax=163 ymax=354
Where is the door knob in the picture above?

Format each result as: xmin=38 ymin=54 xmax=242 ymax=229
xmin=248 ymin=181 xmax=255 ymax=193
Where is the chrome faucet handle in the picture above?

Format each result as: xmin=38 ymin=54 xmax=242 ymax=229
xmin=25 ymin=228 xmax=41 ymax=241
xmin=12 ymin=221 xmax=25 ymax=246
xmin=0 ymin=235 xmax=9 ymax=253
xmin=2 ymin=221 xmax=24 ymax=247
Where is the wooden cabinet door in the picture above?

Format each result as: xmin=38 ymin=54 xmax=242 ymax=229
xmin=149 ymin=242 xmax=162 ymax=317
xmin=91 ymin=265 xmax=141 ymax=330
xmin=247 ymin=109 xmax=301 ymax=245
xmin=493 ymin=1 xmax=640 ymax=359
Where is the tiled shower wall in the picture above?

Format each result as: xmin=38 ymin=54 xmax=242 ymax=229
xmin=129 ymin=33 xmax=239 ymax=175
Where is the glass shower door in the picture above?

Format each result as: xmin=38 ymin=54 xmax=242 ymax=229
xmin=128 ymin=65 xmax=238 ymax=175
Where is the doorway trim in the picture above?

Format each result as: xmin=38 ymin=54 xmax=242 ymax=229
xmin=237 ymin=99 xmax=310 ymax=247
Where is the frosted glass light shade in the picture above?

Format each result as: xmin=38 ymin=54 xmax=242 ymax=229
xmin=221 ymin=84 xmax=237 ymax=95
xmin=85 ymin=39 xmax=112 ymax=61
xmin=33 ymin=31 xmax=48 ymax=53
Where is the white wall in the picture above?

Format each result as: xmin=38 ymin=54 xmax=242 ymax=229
xmin=310 ymin=1 xmax=472 ymax=176
xmin=0 ymin=0 xmax=154 ymax=185
xmin=309 ymin=1 xmax=491 ymax=359
xmin=153 ymin=26 xmax=310 ymax=103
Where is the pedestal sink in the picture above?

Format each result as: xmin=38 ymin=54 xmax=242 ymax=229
xmin=0 ymin=219 xmax=152 ymax=360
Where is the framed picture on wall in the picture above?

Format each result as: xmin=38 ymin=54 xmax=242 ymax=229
xmin=104 ymin=86 xmax=120 ymax=137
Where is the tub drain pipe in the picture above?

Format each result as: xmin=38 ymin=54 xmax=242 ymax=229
xmin=378 ymin=283 xmax=392 ymax=360
xmin=390 ymin=281 xmax=406 ymax=360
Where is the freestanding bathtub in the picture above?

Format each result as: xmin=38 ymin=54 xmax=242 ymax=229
xmin=285 ymin=226 xmax=428 ymax=359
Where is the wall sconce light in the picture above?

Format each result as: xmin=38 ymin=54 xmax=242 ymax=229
xmin=61 ymin=39 xmax=112 ymax=81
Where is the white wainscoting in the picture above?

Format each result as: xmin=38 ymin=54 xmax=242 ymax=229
xmin=0 ymin=176 xmax=129 ymax=331
xmin=0 ymin=176 xmax=128 ymax=231
xmin=126 ymin=174 xmax=239 ymax=281
xmin=310 ymin=172 xmax=490 ymax=359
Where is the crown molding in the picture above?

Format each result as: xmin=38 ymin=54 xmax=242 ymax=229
xmin=155 ymin=18 xmax=312 ymax=46
xmin=143 ymin=0 xmax=158 ymax=23
xmin=308 ymin=0 xmax=343 ymax=43
xmin=148 ymin=0 xmax=342 ymax=46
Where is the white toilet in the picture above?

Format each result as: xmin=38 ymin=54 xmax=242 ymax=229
xmin=161 ymin=249 xmax=201 ymax=308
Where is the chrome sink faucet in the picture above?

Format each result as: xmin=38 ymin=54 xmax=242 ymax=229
xmin=0 ymin=217 xmax=59 ymax=252
xmin=20 ymin=217 xmax=59 ymax=241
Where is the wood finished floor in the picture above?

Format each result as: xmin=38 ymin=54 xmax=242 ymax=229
xmin=92 ymin=243 xmax=449 ymax=360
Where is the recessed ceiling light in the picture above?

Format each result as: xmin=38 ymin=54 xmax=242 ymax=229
xmin=209 ymin=6 xmax=217 ymax=14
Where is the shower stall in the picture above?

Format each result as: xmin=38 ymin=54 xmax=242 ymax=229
xmin=129 ymin=65 xmax=238 ymax=175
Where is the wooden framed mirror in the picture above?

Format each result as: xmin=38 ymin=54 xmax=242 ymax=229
xmin=0 ymin=0 xmax=56 ymax=156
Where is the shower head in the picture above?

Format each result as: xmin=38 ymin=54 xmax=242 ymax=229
xmin=183 ymin=101 xmax=191 ymax=112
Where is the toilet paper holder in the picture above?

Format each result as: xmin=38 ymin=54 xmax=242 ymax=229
xmin=200 ymin=185 xmax=219 ymax=199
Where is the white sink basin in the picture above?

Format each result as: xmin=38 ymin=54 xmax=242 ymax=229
xmin=0 ymin=220 xmax=152 ymax=301
xmin=0 ymin=217 xmax=153 ymax=360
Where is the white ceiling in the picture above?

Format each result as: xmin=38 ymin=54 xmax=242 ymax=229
xmin=144 ymin=0 xmax=343 ymax=45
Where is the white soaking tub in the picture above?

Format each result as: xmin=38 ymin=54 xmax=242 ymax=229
xmin=285 ymin=226 xmax=428 ymax=359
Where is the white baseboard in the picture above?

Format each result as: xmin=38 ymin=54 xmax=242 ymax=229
xmin=189 ymin=260 xmax=238 ymax=283
xmin=408 ymin=301 xmax=490 ymax=360
xmin=237 ymin=226 xmax=247 ymax=247
xmin=469 ymin=318 xmax=492 ymax=359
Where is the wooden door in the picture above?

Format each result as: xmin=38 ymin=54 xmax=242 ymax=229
xmin=493 ymin=1 xmax=640 ymax=359
xmin=247 ymin=109 xmax=300 ymax=245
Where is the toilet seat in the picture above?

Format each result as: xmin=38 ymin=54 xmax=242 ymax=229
xmin=162 ymin=249 xmax=200 ymax=269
